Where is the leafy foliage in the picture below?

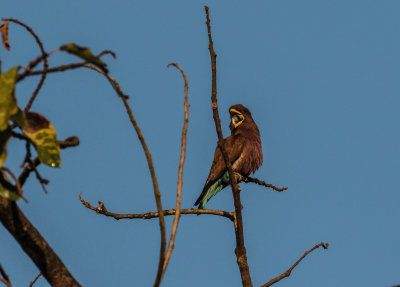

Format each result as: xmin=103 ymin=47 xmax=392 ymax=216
xmin=0 ymin=67 xmax=24 ymax=131
xmin=23 ymin=112 xmax=61 ymax=168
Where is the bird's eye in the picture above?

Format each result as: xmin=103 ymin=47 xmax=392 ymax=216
xmin=231 ymin=114 xmax=244 ymax=127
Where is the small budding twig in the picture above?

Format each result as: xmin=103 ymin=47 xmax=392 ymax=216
xmin=79 ymin=194 xmax=235 ymax=221
xmin=261 ymin=242 xmax=329 ymax=287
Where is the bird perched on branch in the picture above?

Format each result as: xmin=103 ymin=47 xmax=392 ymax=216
xmin=195 ymin=104 xmax=263 ymax=209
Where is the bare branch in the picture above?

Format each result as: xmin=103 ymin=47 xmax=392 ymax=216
xmin=160 ymin=63 xmax=190 ymax=279
xmin=16 ymin=49 xmax=58 ymax=82
xmin=204 ymin=6 xmax=253 ymax=286
xmin=28 ymin=273 xmax=42 ymax=287
xmin=82 ymin=64 xmax=166 ymax=287
xmin=2 ymin=18 xmax=49 ymax=112
xmin=242 ymin=177 xmax=288 ymax=192
xmin=261 ymin=242 xmax=329 ymax=287
xmin=17 ymin=49 xmax=115 ymax=82
xmin=79 ymin=194 xmax=234 ymax=221
xmin=19 ymin=62 xmax=87 ymax=80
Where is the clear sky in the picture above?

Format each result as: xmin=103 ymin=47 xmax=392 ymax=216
xmin=2 ymin=1 xmax=400 ymax=286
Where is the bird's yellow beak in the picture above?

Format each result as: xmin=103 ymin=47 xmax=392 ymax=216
xmin=230 ymin=108 xmax=245 ymax=128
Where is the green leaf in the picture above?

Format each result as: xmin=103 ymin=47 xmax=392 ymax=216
xmin=0 ymin=67 xmax=24 ymax=131
xmin=60 ymin=43 xmax=108 ymax=73
xmin=0 ymin=127 xmax=11 ymax=167
xmin=23 ymin=112 xmax=61 ymax=168
xmin=0 ymin=170 xmax=20 ymax=201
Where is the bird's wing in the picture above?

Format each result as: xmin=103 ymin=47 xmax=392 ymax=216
xmin=195 ymin=135 xmax=245 ymax=206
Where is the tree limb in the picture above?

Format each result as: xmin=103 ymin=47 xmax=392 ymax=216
xmin=204 ymin=6 xmax=253 ymax=286
xmin=0 ymin=199 xmax=81 ymax=286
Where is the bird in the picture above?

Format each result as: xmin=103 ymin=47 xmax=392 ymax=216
xmin=195 ymin=104 xmax=263 ymax=209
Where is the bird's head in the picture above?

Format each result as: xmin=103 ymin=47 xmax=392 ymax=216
xmin=229 ymin=104 xmax=258 ymax=134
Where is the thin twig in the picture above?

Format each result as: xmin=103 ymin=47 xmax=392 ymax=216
xmin=18 ymin=158 xmax=40 ymax=187
xmin=1 ymin=166 xmax=28 ymax=203
xmin=242 ymin=177 xmax=288 ymax=192
xmin=18 ymin=136 xmax=80 ymax=187
xmin=96 ymin=50 xmax=117 ymax=59
xmin=19 ymin=62 xmax=87 ymax=80
xmin=16 ymin=49 xmax=59 ymax=82
xmin=2 ymin=18 xmax=49 ymax=112
xmin=28 ymin=272 xmax=42 ymax=287
xmin=204 ymin=6 xmax=253 ymax=286
xmin=161 ymin=63 xmax=189 ymax=279
xmin=261 ymin=242 xmax=329 ymax=287
xmin=27 ymin=158 xmax=49 ymax=194
xmin=83 ymin=65 xmax=129 ymax=99
xmin=79 ymin=194 xmax=234 ymax=221
xmin=17 ymin=49 xmax=115 ymax=82
xmin=0 ymin=265 xmax=11 ymax=287
xmin=82 ymin=64 xmax=166 ymax=287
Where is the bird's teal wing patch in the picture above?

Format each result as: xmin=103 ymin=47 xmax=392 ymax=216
xmin=200 ymin=171 xmax=230 ymax=209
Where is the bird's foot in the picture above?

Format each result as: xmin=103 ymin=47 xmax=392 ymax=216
xmin=234 ymin=172 xmax=243 ymax=183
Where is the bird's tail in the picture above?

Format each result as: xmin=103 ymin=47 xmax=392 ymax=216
xmin=195 ymin=171 xmax=230 ymax=209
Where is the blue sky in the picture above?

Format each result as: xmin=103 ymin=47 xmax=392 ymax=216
xmin=2 ymin=1 xmax=400 ymax=286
